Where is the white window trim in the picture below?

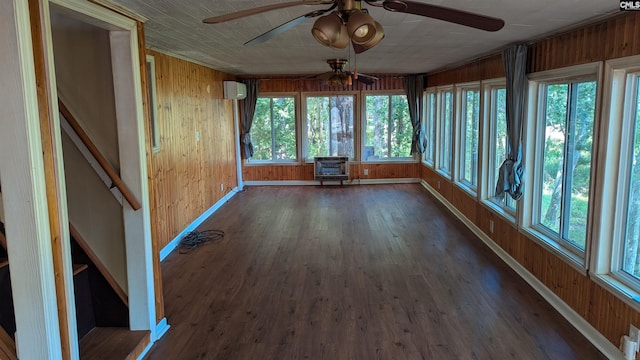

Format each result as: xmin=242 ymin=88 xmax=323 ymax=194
xmin=247 ymin=92 xmax=301 ymax=164
xmin=436 ymin=85 xmax=454 ymax=179
xmin=146 ymin=55 xmax=160 ymax=153
xmin=301 ymin=91 xmax=358 ymax=163
xmin=522 ymin=62 xmax=602 ymax=273
xmin=361 ymin=90 xmax=414 ymax=162
xmin=454 ymin=81 xmax=481 ymax=197
xmin=479 ymin=78 xmax=517 ymax=223
xmin=591 ymin=54 xmax=640 ymax=310
xmin=422 ymin=87 xmax=437 ymax=167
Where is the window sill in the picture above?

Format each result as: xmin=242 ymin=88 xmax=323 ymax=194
xmin=590 ymin=273 xmax=640 ymax=313
xmin=244 ymin=161 xmax=301 ymax=166
xmin=361 ymin=159 xmax=419 ymax=164
xmin=435 ymin=169 xmax=452 ymax=180
xmin=421 ymin=160 xmax=435 ymax=168
xmin=454 ymin=181 xmax=478 ymax=199
xmin=480 ymin=199 xmax=517 ymax=224
xmin=520 ymin=227 xmax=587 ymax=275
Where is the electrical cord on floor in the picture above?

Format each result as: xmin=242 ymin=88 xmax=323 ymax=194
xmin=178 ymin=229 xmax=224 ymax=254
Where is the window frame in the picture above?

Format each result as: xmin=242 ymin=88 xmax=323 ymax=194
xmin=522 ymin=62 xmax=601 ymax=272
xmin=436 ymin=86 xmax=454 ymax=179
xmin=480 ymin=78 xmax=517 ymax=221
xmin=247 ymin=92 xmax=300 ymax=164
xmin=361 ymin=90 xmax=415 ymax=163
xmin=591 ymin=55 xmax=640 ymax=308
xmin=146 ymin=55 xmax=160 ymax=153
xmin=454 ymin=82 xmax=481 ymax=196
xmin=302 ymin=91 xmax=359 ymax=162
xmin=422 ymin=87 xmax=437 ymax=167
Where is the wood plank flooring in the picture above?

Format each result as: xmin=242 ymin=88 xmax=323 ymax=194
xmin=145 ymin=184 xmax=606 ymax=360
xmin=79 ymin=328 xmax=149 ymax=359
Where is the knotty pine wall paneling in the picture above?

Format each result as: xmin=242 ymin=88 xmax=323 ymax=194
xmin=147 ymin=50 xmax=237 ymax=250
xmin=243 ymin=164 xmax=314 ymax=181
xmin=421 ymin=11 xmax=640 ymax=348
xmin=450 ymin=186 xmax=477 ymax=224
xmin=354 ymin=163 xmax=421 ymax=180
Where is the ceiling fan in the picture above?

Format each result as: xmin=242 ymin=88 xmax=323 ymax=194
xmin=203 ymin=0 xmax=505 ymax=54
xmin=312 ymin=59 xmax=378 ymax=86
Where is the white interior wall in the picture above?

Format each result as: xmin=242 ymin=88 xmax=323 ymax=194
xmin=61 ymin=132 xmax=127 ymax=288
xmin=50 ymin=12 xmax=120 ymax=168
xmin=50 ymin=9 xmax=128 ymax=291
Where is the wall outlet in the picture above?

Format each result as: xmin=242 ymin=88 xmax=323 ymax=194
xmin=437 ymin=180 xmax=441 ymax=189
xmin=489 ymin=219 xmax=495 ymax=234
xmin=195 ymin=130 xmax=201 ymax=142
xmin=363 ymin=169 xmax=369 ymax=176
xmin=631 ymin=324 xmax=640 ymax=350
xmin=220 ymin=183 xmax=224 ymax=191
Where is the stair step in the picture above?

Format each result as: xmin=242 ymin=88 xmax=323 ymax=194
xmin=73 ymin=264 xmax=95 ymax=339
xmin=0 ymin=260 xmax=7 ymax=269
xmin=79 ymin=327 xmax=150 ymax=360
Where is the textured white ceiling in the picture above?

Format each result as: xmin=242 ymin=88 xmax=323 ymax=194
xmin=111 ymin=0 xmax=620 ymax=76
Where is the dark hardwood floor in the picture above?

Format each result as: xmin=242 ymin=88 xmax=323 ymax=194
xmin=145 ymin=184 xmax=606 ymax=359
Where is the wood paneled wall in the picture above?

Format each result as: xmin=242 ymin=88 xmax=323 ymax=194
xmin=528 ymin=12 xmax=640 ymax=73
xmin=421 ymin=11 xmax=640 ymax=348
xmin=244 ymin=74 xmax=405 ymax=93
xmin=350 ymin=162 xmax=421 ymax=180
xmin=146 ymin=50 xmax=238 ymax=250
xmin=427 ymin=54 xmax=504 ymax=87
xmin=243 ymin=164 xmax=315 ymax=181
xmin=243 ymin=162 xmax=421 ymax=182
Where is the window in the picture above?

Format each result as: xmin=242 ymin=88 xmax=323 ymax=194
xmin=482 ymin=80 xmax=516 ymax=214
xmin=456 ymin=84 xmax=480 ymax=192
xmin=304 ymin=94 xmax=355 ymax=160
xmin=593 ymin=56 xmax=640 ymax=299
xmin=423 ymin=89 xmax=436 ymax=165
xmin=437 ymin=87 xmax=454 ymax=177
xmin=619 ymin=74 xmax=640 ymax=284
xmin=525 ymin=64 xmax=599 ymax=265
xmin=251 ymin=95 xmax=297 ymax=162
xmin=363 ymin=93 xmax=412 ymax=161
xmin=146 ymin=55 xmax=160 ymax=152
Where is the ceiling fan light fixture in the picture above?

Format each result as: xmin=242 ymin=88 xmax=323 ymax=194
xmin=311 ymin=12 xmax=345 ymax=48
xmin=331 ymin=24 xmax=350 ymax=49
xmin=325 ymin=73 xmax=350 ymax=87
xmin=353 ymin=21 xmax=384 ymax=51
xmin=347 ymin=10 xmax=377 ymax=44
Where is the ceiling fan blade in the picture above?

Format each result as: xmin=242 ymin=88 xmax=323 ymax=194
xmin=357 ymin=77 xmax=376 ymax=85
xmin=314 ymin=71 xmax=336 ymax=80
xmin=203 ymin=0 xmax=332 ymax=24
xmin=382 ymin=0 xmax=505 ymax=32
xmin=245 ymin=7 xmax=335 ymax=46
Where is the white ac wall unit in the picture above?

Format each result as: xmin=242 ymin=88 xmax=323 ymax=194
xmin=223 ymin=81 xmax=247 ymax=100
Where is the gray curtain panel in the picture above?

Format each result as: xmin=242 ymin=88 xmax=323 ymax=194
xmin=403 ymin=74 xmax=425 ymax=155
xmin=496 ymin=44 xmax=527 ymax=201
xmin=240 ymin=79 xmax=260 ymax=159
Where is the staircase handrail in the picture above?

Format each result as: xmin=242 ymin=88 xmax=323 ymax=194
xmin=58 ymin=99 xmax=141 ymax=210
